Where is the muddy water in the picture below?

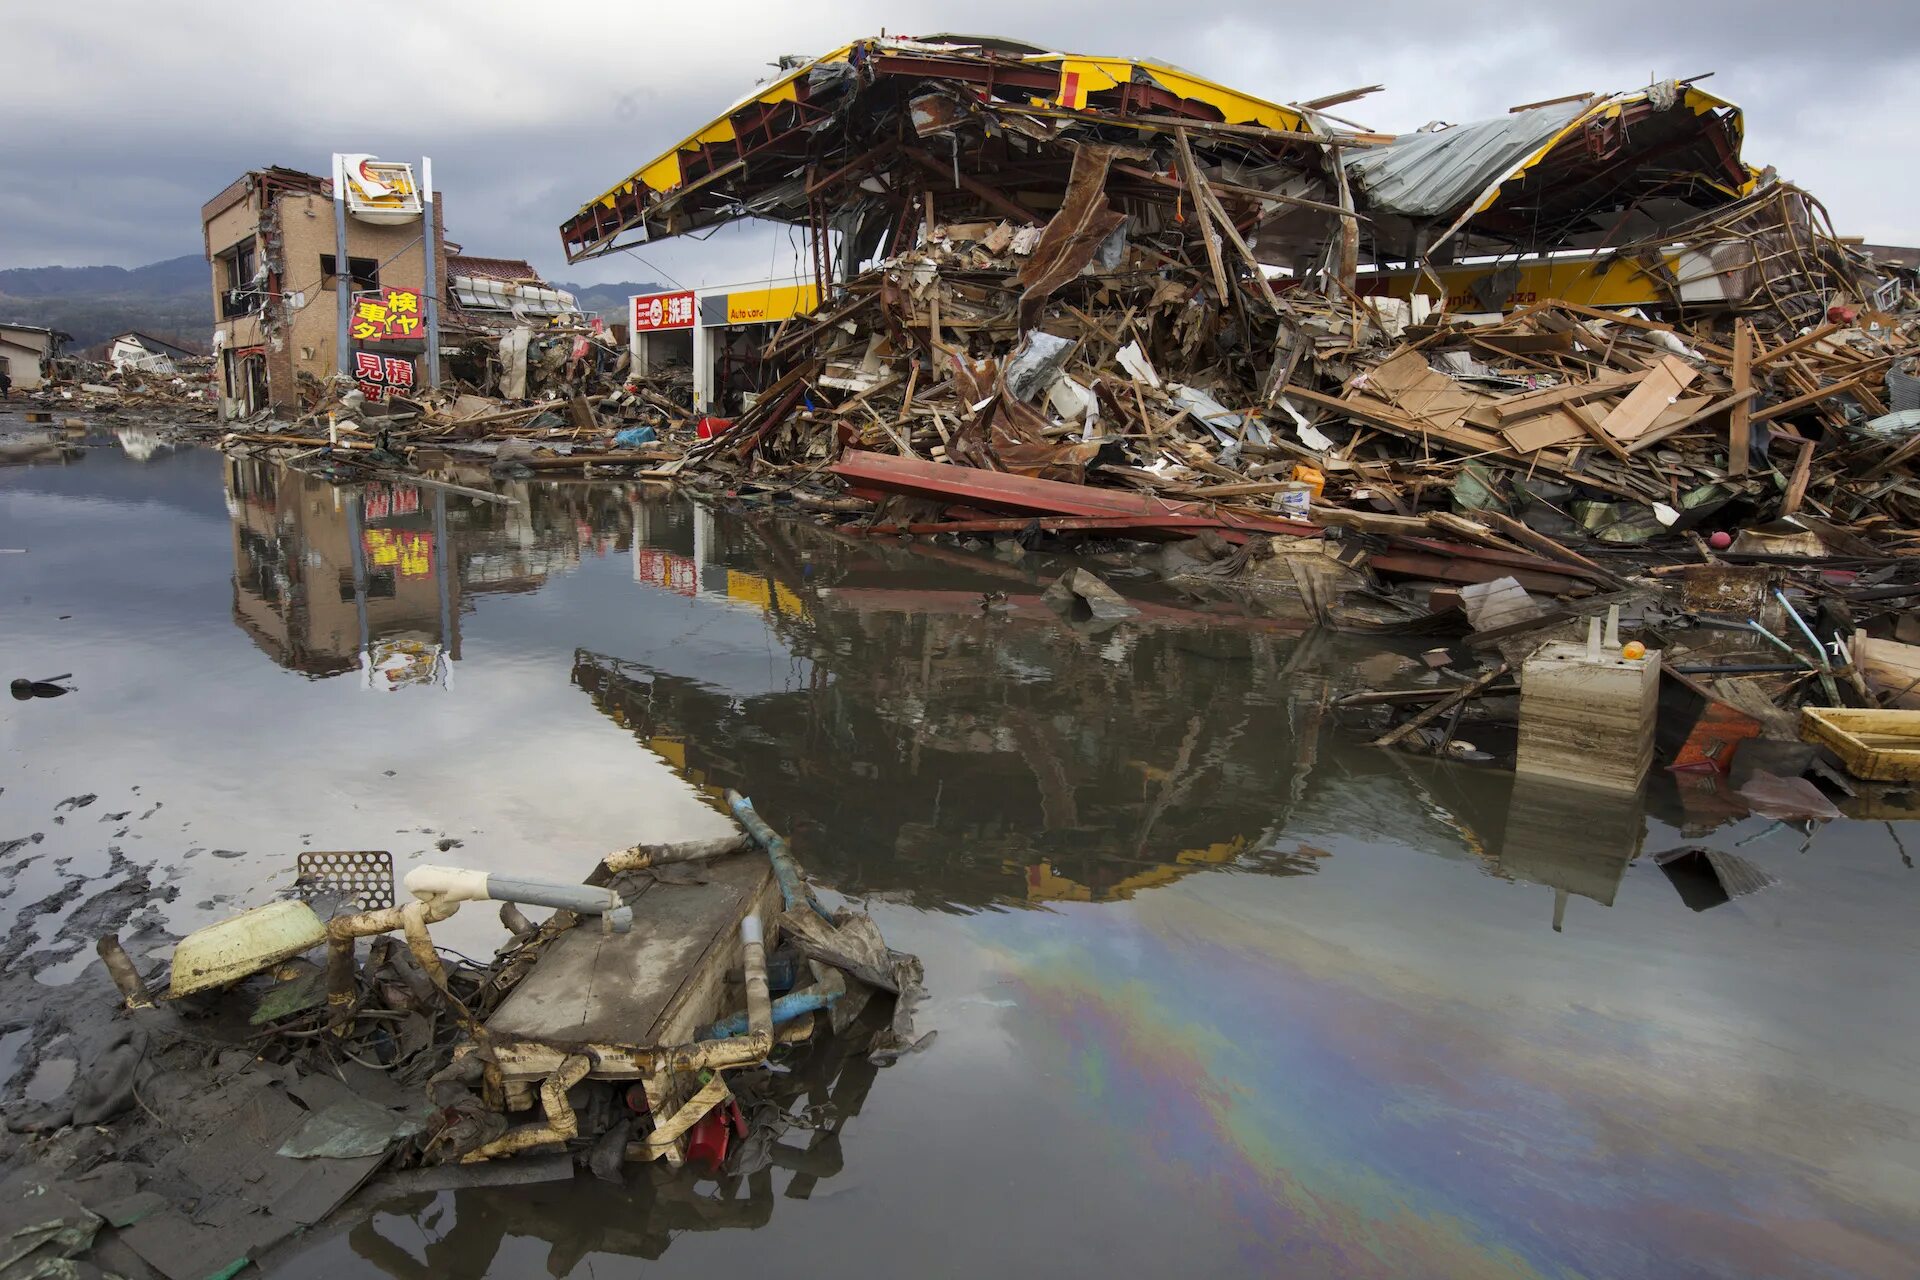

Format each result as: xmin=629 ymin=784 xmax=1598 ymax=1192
xmin=3 ymin=434 xmax=1919 ymax=1279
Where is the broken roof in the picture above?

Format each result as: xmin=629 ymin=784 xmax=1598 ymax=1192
xmin=1346 ymin=82 xmax=1754 ymax=257
xmin=1344 ymin=99 xmax=1589 ymax=222
xmin=560 ymin=34 xmax=1333 ymax=262
xmin=447 ymin=254 xmax=543 ymax=283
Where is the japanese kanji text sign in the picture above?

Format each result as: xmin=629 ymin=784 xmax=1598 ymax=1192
xmin=352 ymin=288 xmax=424 ymax=342
xmin=632 ymin=290 xmax=696 ymax=332
xmin=353 ymin=351 xmax=417 ymax=402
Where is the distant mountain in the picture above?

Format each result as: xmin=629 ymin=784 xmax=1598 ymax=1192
xmin=556 ymin=279 xmax=665 ymax=321
xmin=0 ymin=254 xmax=212 ymax=353
xmin=0 ymin=258 xmax=665 ymax=354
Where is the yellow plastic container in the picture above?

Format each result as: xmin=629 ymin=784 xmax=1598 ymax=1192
xmin=1290 ymin=464 xmax=1326 ymax=501
xmin=1800 ymin=707 xmax=1920 ymax=782
xmin=168 ymin=900 xmax=327 ymax=998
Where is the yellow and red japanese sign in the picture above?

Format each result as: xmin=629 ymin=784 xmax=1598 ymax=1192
xmin=632 ymin=290 xmax=696 ymax=332
xmin=351 ymin=288 xmax=424 ymax=342
xmin=363 ymin=528 xmax=435 ymax=578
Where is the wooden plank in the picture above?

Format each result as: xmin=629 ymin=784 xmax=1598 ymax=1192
xmin=1502 ymin=407 xmax=1592 ymax=454
xmin=1173 ymin=128 xmax=1231 ymax=302
xmin=1752 ymin=322 xmax=1843 ymax=368
xmin=1458 ymin=576 xmax=1548 ymax=631
xmin=1729 ymin=319 xmax=1753 ymax=475
xmin=1196 ymin=180 xmax=1282 ymax=310
xmin=1577 ymin=401 xmax=1635 ymax=463
xmin=1623 ymin=390 xmax=1744 ymax=456
xmin=1479 ymin=511 xmax=1633 ymax=590
xmin=1751 ymin=370 xmax=1872 ymax=424
xmin=1780 ymin=437 xmax=1815 ymax=517
xmin=1350 ymin=350 xmax=1485 ymax=433
xmin=1490 ymin=370 xmax=1641 ymax=422
xmin=1593 ymin=355 xmax=1699 ymax=442
xmin=1372 ymin=662 xmax=1510 ymax=748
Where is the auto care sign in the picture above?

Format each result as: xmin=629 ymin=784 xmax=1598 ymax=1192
xmin=632 ymin=290 xmax=696 ymax=332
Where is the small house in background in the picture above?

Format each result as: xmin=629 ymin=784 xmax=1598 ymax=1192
xmin=0 ymin=322 xmax=69 ymax=391
xmin=107 ymin=331 xmax=203 ymax=375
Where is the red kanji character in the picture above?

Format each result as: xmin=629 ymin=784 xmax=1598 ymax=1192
xmin=354 ymin=351 xmax=384 ymax=381
xmin=382 ymin=357 xmax=415 ymax=388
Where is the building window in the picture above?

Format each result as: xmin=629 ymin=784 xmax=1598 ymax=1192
xmin=320 ymin=255 xmax=380 ymax=292
xmin=219 ymin=239 xmax=260 ymax=318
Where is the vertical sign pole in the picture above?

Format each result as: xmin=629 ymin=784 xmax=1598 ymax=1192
xmin=332 ymin=154 xmax=352 ymax=378
xmin=422 ymin=156 xmax=441 ymax=390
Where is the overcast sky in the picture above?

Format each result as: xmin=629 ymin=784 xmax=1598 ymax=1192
xmin=4 ymin=1 xmax=1917 ymax=289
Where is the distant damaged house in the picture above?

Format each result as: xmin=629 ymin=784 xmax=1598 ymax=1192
xmin=106 ymin=330 xmax=202 ymax=375
xmin=0 ymin=322 xmax=69 ymax=391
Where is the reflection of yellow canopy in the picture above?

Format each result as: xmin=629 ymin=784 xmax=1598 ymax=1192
xmin=562 ymin=37 xmax=1316 ymax=260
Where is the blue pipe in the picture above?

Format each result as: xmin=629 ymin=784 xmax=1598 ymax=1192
xmin=706 ymin=990 xmax=839 ymax=1040
xmin=728 ymin=791 xmax=832 ymax=923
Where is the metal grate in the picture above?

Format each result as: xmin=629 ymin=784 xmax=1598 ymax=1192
xmin=296 ymin=850 xmax=395 ymax=911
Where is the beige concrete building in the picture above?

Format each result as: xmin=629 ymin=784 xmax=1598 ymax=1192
xmin=202 ymin=165 xmax=445 ymax=417
xmin=0 ymin=322 xmax=67 ymax=392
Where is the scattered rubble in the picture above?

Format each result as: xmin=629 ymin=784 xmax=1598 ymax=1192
xmin=1 ymin=794 xmax=921 ymax=1277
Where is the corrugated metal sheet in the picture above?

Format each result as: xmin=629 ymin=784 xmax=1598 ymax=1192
xmin=449 ymin=275 xmax=579 ymax=316
xmin=1344 ymin=99 xmax=1588 ymax=220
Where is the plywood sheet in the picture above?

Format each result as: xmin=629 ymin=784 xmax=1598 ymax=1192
xmin=488 ymin=853 xmax=776 ymax=1047
xmin=1594 ymin=355 xmax=1699 ymax=441
xmin=1355 ymin=349 xmax=1485 ymax=432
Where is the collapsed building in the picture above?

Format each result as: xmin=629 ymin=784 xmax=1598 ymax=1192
xmin=543 ymin=35 xmax=1915 ymax=546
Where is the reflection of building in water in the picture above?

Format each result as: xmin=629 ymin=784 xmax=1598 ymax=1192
xmin=1384 ymin=752 xmax=1647 ymax=933
xmin=224 ymin=460 xmax=638 ymax=682
xmin=1498 ymin=773 xmax=1644 ymax=932
xmin=575 ymin=506 xmax=1379 ymax=909
xmin=588 ymin=505 xmax=1657 ymax=913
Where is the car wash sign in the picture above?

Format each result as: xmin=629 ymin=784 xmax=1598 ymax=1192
xmin=632 ymin=290 xmax=696 ymax=332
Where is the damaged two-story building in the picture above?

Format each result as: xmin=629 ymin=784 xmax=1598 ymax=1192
xmin=202 ymin=163 xmax=444 ymax=417
xmin=202 ymin=158 xmax=588 ymax=419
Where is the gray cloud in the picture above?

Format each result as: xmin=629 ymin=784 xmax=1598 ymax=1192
xmin=3 ymin=1 xmax=1917 ymax=284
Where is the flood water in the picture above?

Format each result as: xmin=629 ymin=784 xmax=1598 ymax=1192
xmin=4 ymin=430 xmax=1919 ymax=1279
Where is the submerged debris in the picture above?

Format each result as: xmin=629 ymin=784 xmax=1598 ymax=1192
xmin=1 ymin=793 xmax=922 ymax=1276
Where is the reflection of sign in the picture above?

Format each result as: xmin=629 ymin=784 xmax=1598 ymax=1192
xmin=633 ymin=549 xmax=698 ymax=596
xmin=725 ymin=569 xmax=808 ymax=620
xmin=363 ymin=484 xmax=420 ymax=520
xmin=362 ymin=638 xmax=448 ymax=691
xmin=353 ymin=351 xmax=416 ymax=402
xmin=632 ymin=290 xmax=696 ymax=332
xmin=363 ymin=528 xmax=434 ymax=578
xmin=352 ymin=288 xmax=424 ymax=342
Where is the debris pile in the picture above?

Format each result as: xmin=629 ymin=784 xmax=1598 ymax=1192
xmin=538 ymin=38 xmax=1920 ymax=576
xmin=1 ymin=795 xmax=921 ymax=1276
